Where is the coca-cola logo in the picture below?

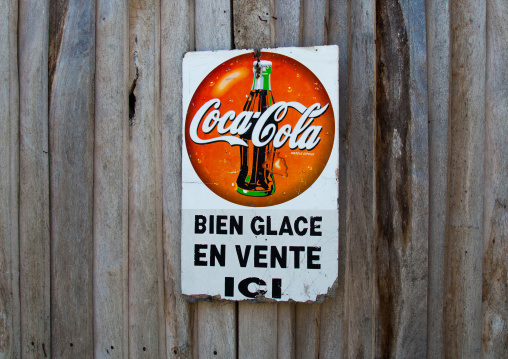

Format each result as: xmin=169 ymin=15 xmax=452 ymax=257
xmin=185 ymin=52 xmax=335 ymax=207
xmin=189 ymin=99 xmax=329 ymax=150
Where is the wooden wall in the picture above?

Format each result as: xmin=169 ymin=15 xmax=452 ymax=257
xmin=0 ymin=0 xmax=506 ymax=358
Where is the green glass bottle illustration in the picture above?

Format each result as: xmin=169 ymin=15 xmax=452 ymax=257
xmin=236 ymin=60 xmax=277 ymax=197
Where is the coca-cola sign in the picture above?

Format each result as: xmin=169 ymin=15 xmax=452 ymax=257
xmin=184 ymin=52 xmax=335 ymax=207
xmin=181 ymin=47 xmax=339 ymax=302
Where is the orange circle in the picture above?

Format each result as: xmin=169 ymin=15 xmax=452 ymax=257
xmin=185 ymin=52 xmax=335 ymax=207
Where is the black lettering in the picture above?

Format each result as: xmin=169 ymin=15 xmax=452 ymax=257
xmin=225 ymin=277 xmax=234 ymax=297
xmin=217 ymin=215 xmax=227 ymax=234
xmin=294 ymin=216 xmax=308 ymax=236
xmin=230 ymin=216 xmax=243 ymax=235
xmin=194 ymin=244 xmax=207 ymax=266
xmin=236 ymin=245 xmax=251 ymax=267
xmin=254 ymin=246 xmax=268 ymax=268
xmin=210 ymin=244 xmax=226 ymax=266
xmin=289 ymin=246 xmax=305 ymax=268
xmin=310 ymin=216 xmax=322 ymax=236
xmin=270 ymin=246 xmax=287 ymax=268
xmin=209 ymin=215 xmax=214 ymax=234
xmin=238 ymin=277 xmax=267 ymax=298
xmin=279 ymin=216 xmax=294 ymax=235
xmin=272 ymin=278 xmax=282 ymax=299
xmin=195 ymin=215 xmax=206 ymax=234
xmin=266 ymin=216 xmax=277 ymax=235
xmin=251 ymin=216 xmax=264 ymax=235
xmin=307 ymin=247 xmax=321 ymax=269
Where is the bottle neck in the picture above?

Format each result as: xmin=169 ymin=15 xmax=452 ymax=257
xmin=251 ymin=73 xmax=271 ymax=91
xmin=251 ymin=61 xmax=272 ymax=91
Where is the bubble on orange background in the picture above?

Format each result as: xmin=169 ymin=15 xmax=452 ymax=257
xmin=185 ymin=52 xmax=335 ymax=207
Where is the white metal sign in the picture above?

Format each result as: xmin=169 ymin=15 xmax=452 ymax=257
xmin=181 ymin=46 xmax=339 ymax=302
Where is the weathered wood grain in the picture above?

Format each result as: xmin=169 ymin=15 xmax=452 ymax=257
xmin=297 ymin=2 xmax=332 ymax=350
xmin=277 ymin=302 xmax=295 ymax=359
xmin=19 ymin=0 xmax=51 ymax=357
xmin=343 ymin=0 xmax=374 ymax=357
xmin=160 ymin=0 xmax=194 ymax=357
xmin=444 ymin=0 xmax=486 ymax=357
xmin=302 ymin=0 xmax=328 ymax=46
xmin=196 ymin=302 xmax=237 ymax=358
xmin=426 ymin=0 xmax=449 ymax=357
xmin=238 ymin=303 xmax=277 ymax=359
xmin=0 ymin=0 xmax=19 ymax=357
xmin=482 ymin=0 xmax=508 ymax=357
xmin=273 ymin=0 xmax=301 ymax=47
xmin=233 ymin=0 xmax=271 ymax=50
xmin=94 ymin=0 xmax=129 ymax=357
xmin=129 ymin=0 xmax=165 ymax=358
xmin=49 ymin=1 xmax=95 ymax=357
xmin=374 ymin=0 xmax=429 ymax=357
xmin=193 ymin=1 xmax=237 ymax=357
xmin=295 ymin=303 xmax=320 ymax=358
xmin=319 ymin=1 xmax=347 ymax=357
xmin=195 ymin=0 xmax=232 ymax=51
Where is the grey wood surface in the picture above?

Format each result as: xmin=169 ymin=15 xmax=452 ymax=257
xmin=277 ymin=302 xmax=296 ymax=359
xmin=1 ymin=0 xmax=506 ymax=357
xmin=319 ymin=1 xmax=347 ymax=357
xmin=161 ymin=0 xmax=194 ymax=357
xmin=444 ymin=1 xmax=486 ymax=357
xmin=426 ymin=0 xmax=449 ymax=357
xmin=129 ymin=0 xmax=165 ymax=358
xmin=483 ymin=0 xmax=508 ymax=357
xmin=0 ymin=0 xmax=19 ymax=357
xmin=48 ymin=1 xmax=95 ymax=357
xmin=374 ymin=0 xmax=429 ymax=357
xmin=302 ymin=0 xmax=328 ymax=46
xmin=233 ymin=0 xmax=271 ymax=50
xmin=19 ymin=0 xmax=51 ymax=357
xmin=94 ymin=0 xmax=129 ymax=357
xmin=273 ymin=0 xmax=302 ymax=47
xmin=193 ymin=1 xmax=237 ymax=358
xmin=195 ymin=0 xmax=232 ymax=51
xmin=296 ymin=303 xmax=320 ymax=359
xmin=343 ymin=0 xmax=375 ymax=357
xmin=238 ymin=303 xmax=277 ymax=359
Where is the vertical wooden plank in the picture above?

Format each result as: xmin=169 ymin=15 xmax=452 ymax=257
xmin=19 ymin=0 xmax=51 ymax=356
xmin=160 ymin=0 xmax=194 ymax=357
xmin=426 ymin=0 xmax=449 ymax=357
xmin=193 ymin=1 xmax=236 ymax=357
xmin=94 ymin=0 xmax=129 ymax=357
xmin=238 ymin=303 xmax=277 ymax=359
xmin=195 ymin=0 xmax=231 ymax=51
xmin=482 ymin=0 xmax=508 ymax=357
xmin=302 ymin=0 xmax=328 ymax=46
xmin=196 ymin=303 xmax=236 ymax=358
xmin=129 ymin=0 xmax=165 ymax=357
xmin=277 ymin=303 xmax=295 ymax=359
xmin=0 ymin=0 xmax=20 ymax=357
xmin=319 ymin=1 xmax=347 ymax=357
xmin=295 ymin=303 xmax=320 ymax=359
xmin=273 ymin=0 xmax=302 ymax=47
xmin=49 ymin=0 xmax=95 ymax=357
xmin=233 ymin=0 xmax=271 ymax=50
xmin=443 ymin=1 xmax=485 ymax=357
xmin=343 ymin=0 xmax=374 ymax=357
xmin=374 ymin=0 xmax=429 ymax=357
